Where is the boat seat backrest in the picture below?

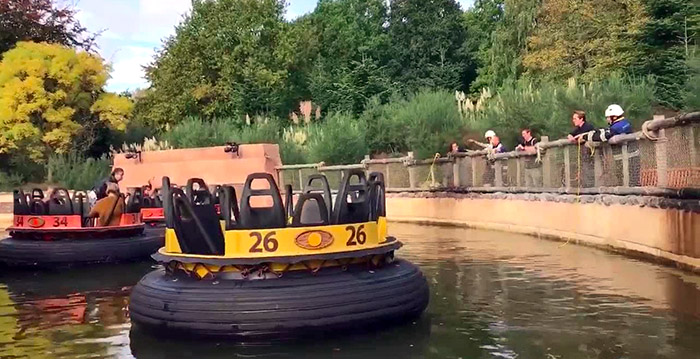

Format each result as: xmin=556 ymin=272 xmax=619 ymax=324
xmin=13 ymin=189 xmax=30 ymax=215
xmin=303 ymin=174 xmax=333 ymax=215
xmin=48 ymin=188 xmax=73 ymax=215
xmin=29 ymin=199 xmax=47 ymax=215
xmin=368 ymin=172 xmax=386 ymax=220
xmin=31 ymin=188 xmax=44 ymax=200
xmin=332 ymin=170 xmax=369 ymax=225
xmin=72 ymin=191 xmax=90 ymax=217
xmin=126 ymin=187 xmax=143 ymax=213
xmin=284 ymin=184 xmax=294 ymax=219
xmin=168 ymin=186 xmax=225 ymax=256
xmin=210 ymin=185 xmax=222 ymax=205
xmin=218 ymin=185 xmax=241 ymax=230
xmin=291 ymin=193 xmax=329 ymax=227
xmin=239 ymin=173 xmax=286 ymax=230
xmin=185 ymin=178 xmax=210 ymax=205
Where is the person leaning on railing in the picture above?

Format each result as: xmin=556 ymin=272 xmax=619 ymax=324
xmin=88 ymin=183 xmax=125 ymax=227
xmin=516 ymin=128 xmax=542 ymax=187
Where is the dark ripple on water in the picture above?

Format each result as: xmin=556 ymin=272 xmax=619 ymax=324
xmin=1 ymin=223 xmax=700 ymax=358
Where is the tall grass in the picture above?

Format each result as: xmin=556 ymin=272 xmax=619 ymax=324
xmin=48 ymin=153 xmax=111 ymax=190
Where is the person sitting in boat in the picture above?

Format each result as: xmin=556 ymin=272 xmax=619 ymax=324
xmin=88 ymin=183 xmax=125 ymax=227
xmin=90 ymin=168 xmax=125 ymax=204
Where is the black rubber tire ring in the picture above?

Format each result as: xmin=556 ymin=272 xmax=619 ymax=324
xmin=129 ymin=259 xmax=429 ymax=340
xmin=0 ymin=228 xmax=164 ymax=268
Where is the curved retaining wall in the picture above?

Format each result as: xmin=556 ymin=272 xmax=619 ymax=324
xmin=387 ymin=192 xmax=700 ymax=272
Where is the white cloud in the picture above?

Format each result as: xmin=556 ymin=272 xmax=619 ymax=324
xmin=107 ymin=46 xmax=154 ymax=91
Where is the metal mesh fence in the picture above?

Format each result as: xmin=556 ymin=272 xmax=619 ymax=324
xmin=277 ymin=120 xmax=700 ymax=192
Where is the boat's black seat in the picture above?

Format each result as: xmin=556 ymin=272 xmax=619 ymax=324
xmin=163 ymin=176 xmax=224 ymax=255
xmin=291 ymin=193 xmax=329 ymax=227
xmin=126 ymin=187 xmax=143 ymax=213
xmin=72 ymin=190 xmax=90 ymax=214
xmin=303 ymin=174 xmax=333 ymax=215
xmin=13 ymin=189 xmax=30 ymax=215
xmin=218 ymin=185 xmax=241 ymax=230
xmin=48 ymin=188 xmax=73 ymax=215
xmin=31 ymin=188 xmax=44 ymax=200
xmin=332 ymin=169 xmax=369 ymax=225
xmin=368 ymin=172 xmax=386 ymax=220
xmin=186 ymin=178 xmax=211 ymax=205
xmin=210 ymin=185 xmax=222 ymax=205
xmin=239 ymin=173 xmax=286 ymax=230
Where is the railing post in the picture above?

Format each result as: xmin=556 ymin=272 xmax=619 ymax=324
xmin=452 ymin=157 xmax=460 ymax=187
xmin=407 ymin=152 xmax=418 ymax=189
xmin=471 ymin=156 xmax=478 ymax=186
xmin=564 ymin=146 xmax=571 ymax=189
xmin=516 ymin=157 xmax=522 ymax=187
xmin=541 ymin=136 xmax=551 ymax=187
xmin=494 ymin=160 xmax=503 ymax=187
xmin=690 ymin=125 xmax=698 ymax=168
xmin=297 ymin=169 xmax=304 ymax=191
xmin=622 ymin=143 xmax=630 ymax=187
xmin=654 ymin=115 xmax=669 ymax=187
xmin=384 ymin=163 xmax=390 ymax=188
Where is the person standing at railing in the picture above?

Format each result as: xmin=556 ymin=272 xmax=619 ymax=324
xmin=516 ymin=129 xmax=542 ymax=187
xmin=448 ymin=141 xmax=466 ymax=154
xmin=468 ymin=130 xmax=497 ymax=150
xmin=490 ymin=136 xmax=507 ymax=153
xmin=568 ymin=110 xmax=595 ymax=143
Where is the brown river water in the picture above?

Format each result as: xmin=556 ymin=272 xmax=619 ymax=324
xmin=1 ymin=223 xmax=700 ymax=358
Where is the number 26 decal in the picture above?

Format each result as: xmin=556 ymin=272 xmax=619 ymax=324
xmin=249 ymin=231 xmax=279 ymax=253
xmin=345 ymin=224 xmax=366 ymax=246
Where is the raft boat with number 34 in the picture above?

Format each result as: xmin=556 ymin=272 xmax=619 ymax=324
xmin=0 ymin=188 xmax=163 ymax=267
xmin=129 ymin=170 xmax=429 ymax=340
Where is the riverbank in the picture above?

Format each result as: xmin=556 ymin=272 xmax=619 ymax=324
xmin=387 ymin=191 xmax=700 ymax=273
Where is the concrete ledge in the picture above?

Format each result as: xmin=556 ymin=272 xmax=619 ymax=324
xmin=387 ymin=193 xmax=700 ymax=273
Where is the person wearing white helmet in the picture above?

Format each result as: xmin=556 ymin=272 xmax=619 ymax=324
xmin=587 ymin=104 xmax=632 ymax=142
xmin=468 ymin=130 xmax=497 ymax=149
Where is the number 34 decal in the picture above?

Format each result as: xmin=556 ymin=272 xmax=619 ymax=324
xmin=345 ymin=225 xmax=367 ymax=246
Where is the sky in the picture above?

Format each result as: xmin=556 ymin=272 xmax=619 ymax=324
xmin=74 ymin=0 xmax=475 ymax=92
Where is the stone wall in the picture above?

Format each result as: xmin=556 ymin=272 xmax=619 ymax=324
xmin=387 ymin=191 xmax=700 ymax=272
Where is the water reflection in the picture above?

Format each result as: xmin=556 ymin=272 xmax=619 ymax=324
xmin=0 ymin=224 xmax=700 ymax=358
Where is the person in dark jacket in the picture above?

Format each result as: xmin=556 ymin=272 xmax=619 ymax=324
xmin=568 ymin=110 xmax=595 ymax=142
xmin=93 ymin=168 xmax=124 ymax=200
xmin=589 ymin=104 xmax=633 ymax=142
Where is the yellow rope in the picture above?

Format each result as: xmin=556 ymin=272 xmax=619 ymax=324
xmin=425 ymin=153 xmax=441 ymax=188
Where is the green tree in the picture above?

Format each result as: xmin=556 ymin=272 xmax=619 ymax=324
xmin=304 ymin=0 xmax=394 ymax=114
xmin=140 ymin=0 xmax=297 ymax=127
xmin=388 ymin=0 xmax=471 ymax=92
xmin=0 ymin=42 xmax=131 ymax=165
xmin=523 ymin=0 xmax=648 ymax=82
xmin=462 ymin=0 xmax=505 ymax=93
xmin=0 ymin=0 xmax=96 ymax=55
xmin=472 ymin=0 xmax=539 ymax=91
xmin=634 ymin=0 xmax=697 ymax=108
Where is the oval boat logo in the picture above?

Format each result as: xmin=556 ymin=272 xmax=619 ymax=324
xmin=295 ymin=230 xmax=334 ymax=250
xmin=27 ymin=217 xmax=45 ymax=228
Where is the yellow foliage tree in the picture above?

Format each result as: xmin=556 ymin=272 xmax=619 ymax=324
xmin=0 ymin=41 xmax=132 ymax=162
xmin=523 ymin=0 xmax=649 ymax=81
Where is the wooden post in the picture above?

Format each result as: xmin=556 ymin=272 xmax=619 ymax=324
xmin=452 ymin=157 xmax=460 ymax=187
xmin=297 ymin=169 xmax=304 ymax=191
xmin=564 ymin=146 xmax=571 ymax=189
xmin=655 ymin=116 xmax=669 ymax=187
xmin=407 ymin=152 xmax=417 ymax=189
xmin=622 ymin=143 xmax=630 ymax=187
xmin=541 ymin=136 xmax=551 ymax=188
xmin=516 ymin=157 xmax=522 ymax=187
xmin=384 ymin=163 xmax=391 ymax=188
xmin=471 ymin=157 xmax=478 ymax=186
xmin=494 ymin=160 xmax=503 ymax=187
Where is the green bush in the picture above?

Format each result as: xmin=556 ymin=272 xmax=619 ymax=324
xmin=0 ymin=171 xmax=23 ymax=192
xmin=363 ymin=89 xmax=467 ymax=159
xmin=684 ymin=55 xmax=700 ymax=111
xmin=47 ymin=153 xmax=111 ymax=190
xmin=307 ymin=112 xmax=368 ymax=165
